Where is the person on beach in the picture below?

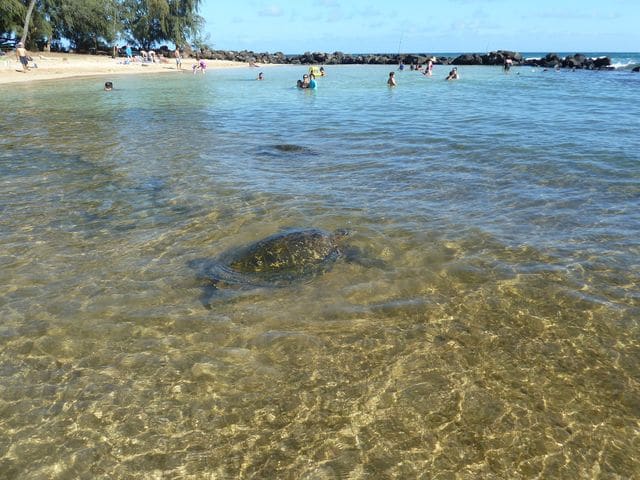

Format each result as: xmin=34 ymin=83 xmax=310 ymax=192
xmin=15 ymin=42 xmax=30 ymax=72
xmin=174 ymin=47 xmax=182 ymax=69
xmin=445 ymin=67 xmax=459 ymax=80
xmin=125 ymin=44 xmax=133 ymax=61
xmin=104 ymin=81 xmax=113 ymax=91
xmin=387 ymin=71 xmax=397 ymax=86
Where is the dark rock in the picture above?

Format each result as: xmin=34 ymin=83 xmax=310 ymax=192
xmin=453 ymin=53 xmax=483 ymax=65
xmin=633 ymin=66 xmax=640 ymax=72
xmin=542 ymin=53 xmax=562 ymax=68
xmin=593 ymin=56 xmax=611 ymax=69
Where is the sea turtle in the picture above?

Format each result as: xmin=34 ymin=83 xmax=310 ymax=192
xmin=189 ymin=227 xmax=373 ymax=307
xmin=198 ymin=227 xmax=352 ymax=287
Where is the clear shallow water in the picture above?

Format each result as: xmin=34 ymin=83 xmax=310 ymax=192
xmin=1 ymin=64 xmax=639 ymax=478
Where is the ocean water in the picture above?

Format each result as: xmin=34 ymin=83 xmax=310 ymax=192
xmin=1 ymin=62 xmax=639 ymax=479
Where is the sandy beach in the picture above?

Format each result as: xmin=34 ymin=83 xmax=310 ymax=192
xmin=0 ymin=51 xmax=247 ymax=85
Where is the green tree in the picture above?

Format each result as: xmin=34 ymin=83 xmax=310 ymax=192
xmin=2 ymin=0 xmax=203 ymax=53
xmin=1 ymin=0 xmax=51 ymax=49
xmin=46 ymin=0 xmax=118 ymax=51
xmin=121 ymin=0 xmax=203 ymax=49
xmin=0 ymin=0 xmax=26 ymax=37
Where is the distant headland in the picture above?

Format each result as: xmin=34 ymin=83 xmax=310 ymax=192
xmin=200 ymin=49 xmax=614 ymax=70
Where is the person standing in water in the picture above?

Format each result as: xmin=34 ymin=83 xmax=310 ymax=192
xmin=425 ymin=58 xmax=434 ymax=76
xmin=387 ymin=71 xmax=397 ymax=86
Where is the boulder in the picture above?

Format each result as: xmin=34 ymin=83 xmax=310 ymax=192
xmin=501 ymin=50 xmax=522 ymax=61
xmin=592 ymin=56 xmax=611 ymax=69
xmin=542 ymin=53 xmax=562 ymax=67
xmin=453 ymin=53 xmax=483 ymax=65
xmin=312 ymin=51 xmax=327 ymax=63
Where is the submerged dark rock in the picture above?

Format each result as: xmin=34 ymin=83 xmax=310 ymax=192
xmin=271 ymin=144 xmax=315 ymax=154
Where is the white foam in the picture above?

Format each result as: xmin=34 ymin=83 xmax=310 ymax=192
xmin=610 ymin=60 xmax=638 ymax=70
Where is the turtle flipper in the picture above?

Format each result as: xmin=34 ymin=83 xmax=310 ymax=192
xmin=199 ymin=281 xmax=219 ymax=310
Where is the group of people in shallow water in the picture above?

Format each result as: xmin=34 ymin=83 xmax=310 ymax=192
xmin=388 ymin=63 xmax=459 ymax=85
xmin=296 ymin=73 xmax=318 ymax=89
xmin=296 ymin=66 xmax=325 ymax=88
xmin=102 ymin=61 xmax=461 ymax=92
xmin=400 ymin=58 xmax=435 ymax=76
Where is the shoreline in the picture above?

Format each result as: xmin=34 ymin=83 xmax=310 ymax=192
xmin=1 ymin=49 xmax=632 ymax=86
xmin=0 ymin=52 xmax=251 ymax=85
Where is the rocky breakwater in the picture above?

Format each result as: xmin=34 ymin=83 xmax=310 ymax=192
xmin=192 ymin=49 xmax=611 ymax=70
xmin=522 ymin=53 xmax=612 ymax=70
xmin=451 ymin=50 xmax=523 ymax=65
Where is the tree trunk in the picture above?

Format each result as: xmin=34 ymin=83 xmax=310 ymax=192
xmin=20 ymin=0 xmax=37 ymax=46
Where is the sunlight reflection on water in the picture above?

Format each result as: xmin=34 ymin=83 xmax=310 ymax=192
xmin=0 ymin=66 xmax=639 ymax=478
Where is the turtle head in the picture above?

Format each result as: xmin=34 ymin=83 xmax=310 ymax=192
xmin=332 ymin=228 xmax=353 ymax=242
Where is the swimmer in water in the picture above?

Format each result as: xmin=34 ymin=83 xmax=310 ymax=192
xmin=387 ymin=71 xmax=397 ymax=86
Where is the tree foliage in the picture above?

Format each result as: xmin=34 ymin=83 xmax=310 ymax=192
xmin=46 ymin=0 xmax=118 ymax=51
xmin=121 ymin=0 xmax=203 ymax=49
xmin=0 ymin=0 xmax=203 ymax=51
xmin=1 ymin=0 xmax=52 ymax=49
xmin=0 ymin=0 xmax=26 ymax=37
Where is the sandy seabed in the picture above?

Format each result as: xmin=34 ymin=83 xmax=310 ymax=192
xmin=0 ymin=51 xmax=248 ymax=85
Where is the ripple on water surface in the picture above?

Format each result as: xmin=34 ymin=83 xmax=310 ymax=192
xmin=0 ymin=65 xmax=639 ymax=478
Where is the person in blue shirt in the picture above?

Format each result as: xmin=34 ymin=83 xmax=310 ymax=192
xmin=299 ymin=73 xmax=317 ymax=89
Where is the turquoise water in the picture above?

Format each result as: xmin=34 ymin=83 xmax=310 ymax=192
xmin=1 ymin=63 xmax=639 ymax=478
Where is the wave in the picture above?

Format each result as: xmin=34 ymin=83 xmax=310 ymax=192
xmin=610 ymin=60 xmax=640 ymax=70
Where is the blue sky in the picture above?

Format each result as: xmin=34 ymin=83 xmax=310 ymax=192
xmin=198 ymin=0 xmax=639 ymax=53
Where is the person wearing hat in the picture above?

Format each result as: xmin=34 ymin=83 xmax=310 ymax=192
xmin=15 ymin=42 xmax=30 ymax=72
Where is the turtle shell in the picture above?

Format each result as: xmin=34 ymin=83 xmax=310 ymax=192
xmin=205 ymin=228 xmax=350 ymax=288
